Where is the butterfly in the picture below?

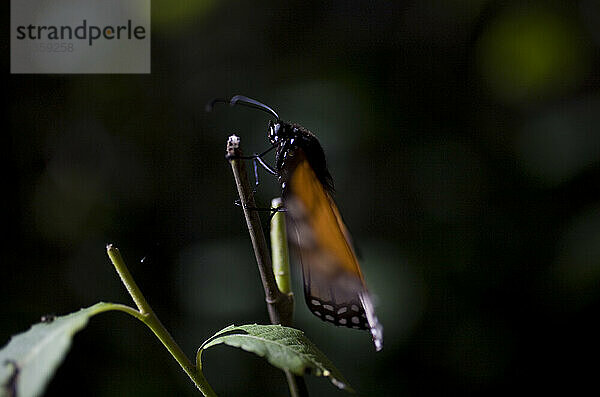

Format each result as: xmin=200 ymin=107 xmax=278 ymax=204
xmin=210 ymin=95 xmax=383 ymax=351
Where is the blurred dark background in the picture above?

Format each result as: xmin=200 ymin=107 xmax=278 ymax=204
xmin=3 ymin=0 xmax=600 ymax=395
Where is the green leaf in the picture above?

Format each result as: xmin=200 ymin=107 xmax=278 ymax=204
xmin=0 ymin=302 xmax=125 ymax=397
xmin=197 ymin=324 xmax=353 ymax=392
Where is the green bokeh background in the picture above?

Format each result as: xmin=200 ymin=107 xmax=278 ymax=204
xmin=4 ymin=1 xmax=600 ymax=395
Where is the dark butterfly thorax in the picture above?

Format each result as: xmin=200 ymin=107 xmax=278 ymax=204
xmin=270 ymin=121 xmax=334 ymax=194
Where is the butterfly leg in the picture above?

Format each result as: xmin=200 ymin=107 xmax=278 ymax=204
xmin=227 ymin=145 xmax=286 ymax=216
xmin=227 ymin=145 xmax=278 ymax=188
xmin=234 ymin=199 xmax=287 ymax=217
xmin=253 ymin=154 xmax=277 ymax=176
xmin=228 ymin=145 xmax=279 ymax=203
xmin=252 ymin=158 xmax=260 ymax=192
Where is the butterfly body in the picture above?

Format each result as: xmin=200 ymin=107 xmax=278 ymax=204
xmin=211 ymin=95 xmax=383 ymax=350
xmin=268 ymin=119 xmax=383 ymax=350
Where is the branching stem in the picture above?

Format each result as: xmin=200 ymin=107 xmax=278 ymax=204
xmin=106 ymin=244 xmax=217 ymax=397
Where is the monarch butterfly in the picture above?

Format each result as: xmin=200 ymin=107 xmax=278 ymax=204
xmin=210 ymin=95 xmax=383 ymax=351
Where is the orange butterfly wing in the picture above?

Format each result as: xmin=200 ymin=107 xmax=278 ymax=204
xmin=284 ymin=152 xmax=383 ymax=350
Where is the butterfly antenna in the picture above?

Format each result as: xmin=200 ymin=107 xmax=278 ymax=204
xmin=229 ymin=95 xmax=280 ymax=120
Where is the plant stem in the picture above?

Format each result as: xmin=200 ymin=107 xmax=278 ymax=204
xmin=106 ymin=244 xmax=152 ymax=314
xmin=270 ymin=198 xmax=309 ymax=397
xmin=226 ymin=136 xmax=294 ymax=325
xmin=92 ymin=302 xmax=146 ymax=321
xmin=106 ymin=244 xmax=217 ymax=397
xmin=270 ymin=197 xmax=292 ymax=295
xmin=226 ymin=135 xmax=308 ymax=397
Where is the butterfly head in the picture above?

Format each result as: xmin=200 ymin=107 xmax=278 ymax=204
xmin=268 ymin=120 xmax=298 ymax=145
xmin=267 ymin=120 xmax=281 ymax=144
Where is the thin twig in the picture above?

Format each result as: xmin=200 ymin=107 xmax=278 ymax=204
xmin=226 ymin=135 xmax=308 ymax=397
xmin=226 ymin=136 xmax=294 ymax=324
